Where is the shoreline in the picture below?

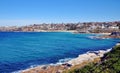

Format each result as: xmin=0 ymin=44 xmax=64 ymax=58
xmin=0 ymin=31 xmax=111 ymax=34
xmin=18 ymin=46 xmax=114 ymax=73
xmin=0 ymin=30 xmax=77 ymax=33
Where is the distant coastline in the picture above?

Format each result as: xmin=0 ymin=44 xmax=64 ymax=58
xmin=0 ymin=21 xmax=120 ymax=39
xmin=0 ymin=21 xmax=120 ymax=33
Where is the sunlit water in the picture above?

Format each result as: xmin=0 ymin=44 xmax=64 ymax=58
xmin=0 ymin=32 xmax=119 ymax=73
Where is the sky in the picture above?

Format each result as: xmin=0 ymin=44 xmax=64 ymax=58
xmin=0 ymin=0 xmax=120 ymax=26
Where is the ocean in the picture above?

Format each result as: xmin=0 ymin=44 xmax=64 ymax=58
xmin=0 ymin=32 xmax=119 ymax=73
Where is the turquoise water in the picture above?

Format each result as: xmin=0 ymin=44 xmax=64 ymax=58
xmin=0 ymin=32 xmax=119 ymax=73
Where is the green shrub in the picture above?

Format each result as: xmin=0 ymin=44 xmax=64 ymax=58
xmin=65 ymin=45 xmax=120 ymax=73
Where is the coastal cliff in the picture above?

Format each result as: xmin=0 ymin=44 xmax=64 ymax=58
xmin=20 ymin=43 xmax=120 ymax=73
xmin=63 ymin=43 xmax=120 ymax=73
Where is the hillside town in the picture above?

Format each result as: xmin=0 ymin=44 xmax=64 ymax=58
xmin=0 ymin=21 xmax=120 ymax=33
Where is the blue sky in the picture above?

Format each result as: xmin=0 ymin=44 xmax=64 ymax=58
xmin=0 ymin=0 xmax=120 ymax=26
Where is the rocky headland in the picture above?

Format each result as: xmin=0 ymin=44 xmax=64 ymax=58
xmin=100 ymin=32 xmax=120 ymax=39
xmin=20 ymin=45 xmax=114 ymax=73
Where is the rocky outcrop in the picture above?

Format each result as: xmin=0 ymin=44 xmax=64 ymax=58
xmin=20 ymin=49 xmax=111 ymax=73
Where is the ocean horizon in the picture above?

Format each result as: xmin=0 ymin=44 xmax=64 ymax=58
xmin=0 ymin=32 xmax=119 ymax=73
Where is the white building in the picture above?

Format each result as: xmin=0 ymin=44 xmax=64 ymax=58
xmin=109 ymin=26 xmax=119 ymax=29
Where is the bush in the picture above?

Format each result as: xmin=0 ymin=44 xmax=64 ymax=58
xmin=64 ymin=45 xmax=120 ymax=73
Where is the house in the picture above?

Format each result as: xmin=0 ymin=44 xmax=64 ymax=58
xmin=109 ymin=26 xmax=119 ymax=29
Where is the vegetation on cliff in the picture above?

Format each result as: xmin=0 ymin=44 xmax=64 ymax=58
xmin=63 ymin=45 xmax=120 ymax=73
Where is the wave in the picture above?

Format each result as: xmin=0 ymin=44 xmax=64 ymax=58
xmin=87 ymin=35 xmax=110 ymax=39
xmin=12 ymin=57 xmax=73 ymax=73
xmin=12 ymin=47 xmax=112 ymax=73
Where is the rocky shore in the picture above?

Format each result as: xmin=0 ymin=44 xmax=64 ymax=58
xmin=67 ymin=49 xmax=111 ymax=66
xmin=20 ymin=48 xmax=112 ymax=73
xmin=86 ymin=32 xmax=120 ymax=39
xmin=100 ymin=32 xmax=120 ymax=39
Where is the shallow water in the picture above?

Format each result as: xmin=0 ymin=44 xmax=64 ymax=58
xmin=0 ymin=32 xmax=119 ymax=73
